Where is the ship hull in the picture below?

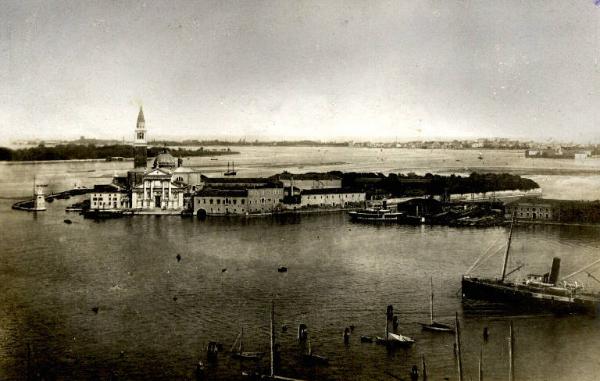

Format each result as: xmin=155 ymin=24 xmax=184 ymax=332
xmin=462 ymin=277 xmax=599 ymax=315
xmin=348 ymin=211 xmax=403 ymax=223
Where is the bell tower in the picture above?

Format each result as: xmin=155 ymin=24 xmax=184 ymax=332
xmin=133 ymin=106 xmax=147 ymax=168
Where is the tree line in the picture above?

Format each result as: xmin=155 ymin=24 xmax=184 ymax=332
xmin=0 ymin=144 xmax=237 ymax=161
xmin=329 ymin=171 xmax=539 ymax=198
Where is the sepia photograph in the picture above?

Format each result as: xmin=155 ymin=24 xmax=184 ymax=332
xmin=1 ymin=1 xmax=600 ymax=380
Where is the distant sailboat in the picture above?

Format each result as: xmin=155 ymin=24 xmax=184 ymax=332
xmin=478 ymin=152 xmax=484 ymax=160
xmin=224 ymin=161 xmax=237 ymax=176
xmin=420 ymin=277 xmax=454 ymax=333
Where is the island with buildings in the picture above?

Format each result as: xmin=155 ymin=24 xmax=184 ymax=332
xmin=11 ymin=107 xmax=600 ymax=227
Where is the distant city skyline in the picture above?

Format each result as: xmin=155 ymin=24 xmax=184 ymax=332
xmin=1 ymin=1 xmax=599 ymax=145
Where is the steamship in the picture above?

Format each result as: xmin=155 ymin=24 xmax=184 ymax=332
xmin=462 ymin=218 xmax=600 ymax=315
xmin=348 ymin=200 xmax=404 ymax=222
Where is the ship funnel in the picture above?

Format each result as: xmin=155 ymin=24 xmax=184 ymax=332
xmin=549 ymin=257 xmax=561 ymax=285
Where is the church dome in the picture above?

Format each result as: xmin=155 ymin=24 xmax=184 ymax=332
xmin=153 ymin=152 xmax=177 ymax=169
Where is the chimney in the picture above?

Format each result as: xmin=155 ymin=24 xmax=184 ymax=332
xmin=549 ymin=257 xmax=561 ymax=285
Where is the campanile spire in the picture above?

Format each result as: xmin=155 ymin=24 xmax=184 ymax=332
xmin=133 ymin=106 xmax=148 ymax=168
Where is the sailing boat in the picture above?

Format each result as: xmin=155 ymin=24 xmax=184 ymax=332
xmin=302 ymin=336 xmax=329 ymax=365
xmin=242 ymin=301 xmax=307 ymax=381
xmin=462 ymin=215 xmax=600 ymax=314
xmin=230 ymin=327 xmax=264 ymax=360
xmin=224 ymin=161 xmax=237 ymax=176
xmin=420 ymin=277 xmax=454 ymax=332
xmin=376 ymin=305 xmax=414 ymax=346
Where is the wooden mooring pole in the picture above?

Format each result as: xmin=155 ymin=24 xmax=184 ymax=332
xmin=455 ymin=312 xmax=463 ymax=381
xmin=508 ymin=321 xmax=515 ymax=381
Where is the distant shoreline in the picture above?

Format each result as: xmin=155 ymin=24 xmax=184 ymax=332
xmin=0 ymin=158 xmax=122 ymax=165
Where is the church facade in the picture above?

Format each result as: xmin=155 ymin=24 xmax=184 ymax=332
xmin=90 ymin=107 xmax=208 ymax=213
xmin=131 ymin=168 xmax=184 ymax=210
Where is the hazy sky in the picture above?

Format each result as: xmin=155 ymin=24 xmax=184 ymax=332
xmin=1 ymin=1 xmax=599 ymax=144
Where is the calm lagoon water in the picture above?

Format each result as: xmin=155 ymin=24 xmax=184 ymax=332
xmin=1 ymin=147 xmax=600 ymax=380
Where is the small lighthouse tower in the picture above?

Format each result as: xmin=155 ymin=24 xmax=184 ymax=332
xmin=32 ymin=179 xmax=48 ymax=211
xmin=133 ymin=106 xmax=147 ymax=168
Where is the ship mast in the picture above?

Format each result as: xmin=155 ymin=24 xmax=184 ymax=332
xmin=500 ymin=214 xmax=515 ymax=282
xmin=270 ymin=300 xmax=275 ymax=377
xmin=508 ymin=321 xmax=515 ymax=381
xmin=430 ymin=277 xmax=434 ymax=325
xmin=455 ymin=312 xmax=464 ymax=381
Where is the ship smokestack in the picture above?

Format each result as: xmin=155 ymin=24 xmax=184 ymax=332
xmin=549 ymin=257 xmax=561 ymax=285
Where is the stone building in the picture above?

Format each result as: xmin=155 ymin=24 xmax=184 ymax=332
xmin=292 ymin=188 xmax=365 ymax=209
xmin=505 ymin=198 xmax=554 ymax=221
xmin=193 ymin=178 xmax=284 ymax=216
xmin=271 ymin=173 xmax=342 ymax=190
xmin=89 ymin=184 xmax=129 ymax=210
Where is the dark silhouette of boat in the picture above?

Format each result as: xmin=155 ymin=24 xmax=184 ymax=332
xmin=83 ymin=210 xmax=124 ymax=219
xmin=55 ymin=193 xmax=71 ymax=200
xmin=462 ymin=216 xmax=600 ymax=314
xmin=277 ymin=266 xmax=288 ymax=273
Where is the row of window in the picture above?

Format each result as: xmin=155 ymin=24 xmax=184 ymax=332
xmin=519 ymin=212 xmax=550 ymax=219
xmin=92 ymin=195 xmax=121 ymax=201
xmin=135 ymin=200 xmax=181 ymax=207
xmin=92 ymin=201 xmax=119 ymax=208
xmin=201 ymin=198 xmax=246 ymax=205
xmin=305 ymin=194 xmax=361 ymax=200
xmin=208 ymin=208 xmax=246 ymax=214
xmin=198 ymin=197 xmax=285 ymax=205
xmin=518 ymin=206 xmax=550 ymax=212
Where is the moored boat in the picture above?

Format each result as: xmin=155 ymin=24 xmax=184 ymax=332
xmin=302 ymin=337 xmax=328 ymax=365
xmin=230 ymin=327 xmax=264 ymax=360
xmin=420 ymin=277 xmax=454 ymax=333
xmin=462 ymin=216 xmax=600 ymax=315
xmin=349 ymin=201 xmax=404 ymax=222
xmin=349 ymin=208 xmax=403 ymax=222
xmin=375 ymin=305 xmax=414 ymax=347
